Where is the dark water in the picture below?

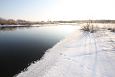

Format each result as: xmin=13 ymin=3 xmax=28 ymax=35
xmin=0 ymin=25 xmax=77 ymax=77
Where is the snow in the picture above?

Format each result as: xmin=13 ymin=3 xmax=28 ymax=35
xmin=16 ymin=25 xmax=115 ymax=77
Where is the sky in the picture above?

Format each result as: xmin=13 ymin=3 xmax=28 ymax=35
xmin=0 ymin=0 xmax=115 ymax=21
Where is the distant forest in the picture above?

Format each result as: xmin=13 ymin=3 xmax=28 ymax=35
xmin=56 ymin=20 xmax=115 ymax=23
xmin=0 ymin=17 xmax=115 ymax=25
xmin=0 ymin=17 xmax=55 ymax=25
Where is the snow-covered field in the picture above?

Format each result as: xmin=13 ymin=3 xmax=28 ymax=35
xmin=16 ymin=24 xmax=115 ymax=77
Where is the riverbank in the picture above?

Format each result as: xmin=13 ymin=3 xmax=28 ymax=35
xmin=16 ymin=25 xmax=115 ymax=77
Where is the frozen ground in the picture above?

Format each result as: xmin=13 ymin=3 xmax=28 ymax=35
xmin=16 ymin=26 xmax=115 ymax=77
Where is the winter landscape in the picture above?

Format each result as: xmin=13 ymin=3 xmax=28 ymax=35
xmin=0 ymin=0 xmax=115 ymax=77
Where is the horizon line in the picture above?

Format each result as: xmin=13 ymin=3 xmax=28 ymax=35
xmin=1 ymin=17 xmax=115 ymax=22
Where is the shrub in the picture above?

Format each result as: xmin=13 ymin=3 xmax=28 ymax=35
xmin=107 ymin=26 xmax=115 ymax=32
xmin=108 ymin=28 xmax=115 ymax=32
xmin=81 ymin=20 xmax=97 ymax=33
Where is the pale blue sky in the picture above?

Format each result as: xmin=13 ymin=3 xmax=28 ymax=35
xmin=0 ymin=0 xmax=58 ymax=21
xmin=0 ymin=0 xmax=115 ymax=21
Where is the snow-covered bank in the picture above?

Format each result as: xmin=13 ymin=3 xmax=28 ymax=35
xmin=16 ymin=27 xmax=115 ymax=77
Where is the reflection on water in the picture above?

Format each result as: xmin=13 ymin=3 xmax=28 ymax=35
xmin=0 ymin=26 xmax=34 ymax=31
xmin=0 ymin=27 xmax=17 ymax=31
xmin=0 ymin=25 xmax=78 ymax=77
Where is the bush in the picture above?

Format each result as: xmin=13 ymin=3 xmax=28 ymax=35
xmin=108 ymin=27 xmax=115 ymax=32
xmin=81 ymin=20 xmax=96 ymax=33
xmin=107 ymin=25 xmax=115 ymax=32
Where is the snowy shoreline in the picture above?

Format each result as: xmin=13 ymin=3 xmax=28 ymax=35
xmin=16 ymin=26 xmax=115 ymax=77
xmin=0 ymin=24 xmax=58 ymax=28
xmin=0 ymin=25 xmax=32 ymax=27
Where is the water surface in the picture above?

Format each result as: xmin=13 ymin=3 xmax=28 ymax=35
xmin=0 ymin=25 xmax=77 ymax=77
